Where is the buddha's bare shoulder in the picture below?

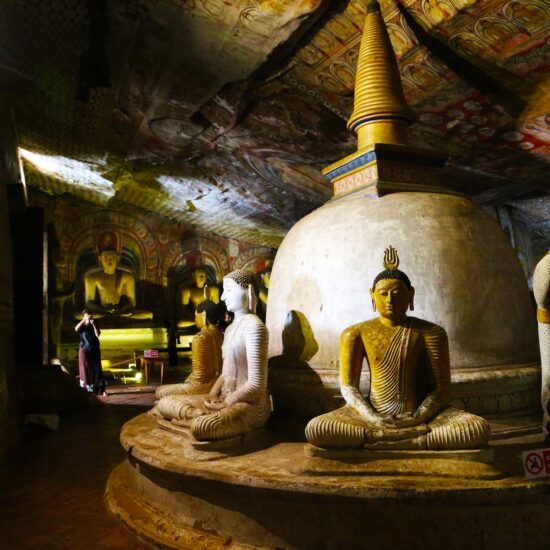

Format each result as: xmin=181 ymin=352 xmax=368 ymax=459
xmin=83 ymin=267 xmax=104 ymax=278
xmin=408 ymin=316 xmax=447 ymax=336
xmin=194 ymin=329 xmax=208 ymax=341
xmin=242 ymin=314 xmax=268 ymax=333
xmin=341 ymin=319 xmax=380 ymax=339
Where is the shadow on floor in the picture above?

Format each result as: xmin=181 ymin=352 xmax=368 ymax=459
xmin=0 ymin=388 xmax=156 ymax=550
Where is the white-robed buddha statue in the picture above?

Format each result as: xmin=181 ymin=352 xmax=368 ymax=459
xmin=306 ymin=246 xmax=491 ymax=450
xmin=157 ymin=269 xmax=271 ymax=443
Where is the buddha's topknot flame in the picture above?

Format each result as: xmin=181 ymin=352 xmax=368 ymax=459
xmin=383 ymin=245 xmax=399 ymax=270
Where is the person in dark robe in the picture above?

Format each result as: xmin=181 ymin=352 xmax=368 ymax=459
xmin=75 ymin=309 xmax=106 ymax=395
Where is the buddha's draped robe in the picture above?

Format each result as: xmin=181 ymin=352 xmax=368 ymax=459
xmin=306 ymin=317 xmax=490 ymax=449
xmin=156 ymin=326 xmax=223 ymax=399
xmin=157 ymin=314 xmax=271 ymax=441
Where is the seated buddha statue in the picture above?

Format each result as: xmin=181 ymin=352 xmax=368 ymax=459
xmin=156 ymin=300 xmax=223 ymax=399
xmin=82 ymin=230 xmax=152 ymax=320
xmin=157 ymin=269 xmax=271 ymax=443
xmin=305 ymin=246 xmax=491 ymax=450
xmin=178 ymin=266 xmax=220 ymax=328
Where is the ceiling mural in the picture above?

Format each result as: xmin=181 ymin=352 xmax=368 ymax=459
xmin=1 ymin=0 xmax=549 ymax=248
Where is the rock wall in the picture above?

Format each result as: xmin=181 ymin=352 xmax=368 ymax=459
xmin=0 ymin=93 xmax=21 ymax=459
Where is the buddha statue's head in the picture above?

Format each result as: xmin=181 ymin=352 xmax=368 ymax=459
xmin=193 ymin=267 xmax=208 ymax=289
xmin=222 ymin=269 xmax=258 ymax=314
xmin=370 ymin=246 xmax=415 ymax=323
xmin=96 ymin=229 xmax=121 ymax=275
xmin=195 ymin=299 xmax=221 ymax=329
xmin=99 ymin=250 xmax=120 ymax=275
xmin=260 ymin=268 xmax=271 ymax=289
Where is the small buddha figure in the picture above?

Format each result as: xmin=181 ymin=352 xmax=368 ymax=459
xmin=424 ymin=0 xmax=453 ymax=25
xmin=533 ymin=250 xmax=550 ymax=441
xmin=477 ymin=18 xmax=513 ymax=46
xmin=178 ymin=266 xmax=220 ymax=328
xmin=157 ymin=269 xmax=271 ymax=443
xmin=510 ymin=1 xmax=544 ymax=27
xmin=258 ymin=267 xmax=271 ymax=321
xmin=156 ymin=300 xmax=223 ymax=399
xmin=82 ymin=230 xmax=152 ymax=320
xmin=305 ymin=246 xmax=491 ymax=450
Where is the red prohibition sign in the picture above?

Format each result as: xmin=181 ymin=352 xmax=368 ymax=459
xmin=525 ymin=452 xmax=544 ymax=475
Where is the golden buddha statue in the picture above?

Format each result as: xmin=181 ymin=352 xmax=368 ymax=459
xmin=258 ymin=267 xmax=271 ymax=321
xmin=305 ymin=247 xmax=491 ymax=450
xmin=156 ymin=300 xmax=223 ymax=399
xmin=82 ymin=230 xmax=152 ymax=320
xmin=178 ymin=266 xmax=220 ymax=328
xmin=157 ymin=269 xmax=271 ymax=443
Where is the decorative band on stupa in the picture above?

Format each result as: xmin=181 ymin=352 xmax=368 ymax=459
xmin=323 ymin=0 xmax=452 ymax=199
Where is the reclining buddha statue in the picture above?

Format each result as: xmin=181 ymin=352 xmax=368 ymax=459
xmin=156 ymin=300 xmax=223 ymax=399
xmin=156 ymin=269 xmax=271 ymax=444
xmin=305 ymin=246 xmax=491 ymax=450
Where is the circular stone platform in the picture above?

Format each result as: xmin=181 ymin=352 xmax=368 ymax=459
xmin=106 ymin=413 xmax=550 ymax=549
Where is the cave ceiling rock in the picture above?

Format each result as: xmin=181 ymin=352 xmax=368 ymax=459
xmin=2 ymin=0 xmax=549 ymax=248
xmin=119 ymin=0 xmax=326 ymax=157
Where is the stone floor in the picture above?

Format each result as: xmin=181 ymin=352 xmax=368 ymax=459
xmin=0 ymin=386 xmax=157 ymax=550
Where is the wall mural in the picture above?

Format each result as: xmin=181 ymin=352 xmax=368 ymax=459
xmin=161 ymin=234 xmax=230 ymax=328
xmin=56 ymin=209 xmax=160 ymax=286
xmin=80 ymin=228 xmax=153 ymax=322
xmin=32 ymin=192 xmax=276 ymax=362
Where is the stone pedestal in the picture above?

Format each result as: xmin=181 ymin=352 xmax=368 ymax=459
xmin=106 ymin=413 xmax=550 ymax=549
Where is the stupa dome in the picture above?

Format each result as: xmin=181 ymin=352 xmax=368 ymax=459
xmin=267 ymin=191 xmax=540 ymax=426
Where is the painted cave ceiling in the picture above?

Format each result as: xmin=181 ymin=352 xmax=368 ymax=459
xmin=1 ymin=0 xmax=549 ymax=249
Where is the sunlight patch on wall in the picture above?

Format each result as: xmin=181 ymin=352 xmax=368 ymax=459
xmin=18 ymin=148 xmax=115 ymax=201
xmin=156 ymin=175 xmax=263 ymax=230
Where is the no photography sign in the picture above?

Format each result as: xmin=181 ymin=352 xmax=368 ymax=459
xmin=523 ymin=449 xmax=550 ymax=479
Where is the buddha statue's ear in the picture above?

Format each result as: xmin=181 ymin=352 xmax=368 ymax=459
xmin=370 ymin=288 xmax=377 ymax=312
xmin=409 ymin=286 xmax=415 ymax=311
xmin=247 ymin=284 xmax=254 ymax=312
xmin=204 ymin=284 xmax=209 ymax=300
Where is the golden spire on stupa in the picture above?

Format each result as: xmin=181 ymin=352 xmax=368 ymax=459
xmin=347 ymin=0 xmax=414 ymax=149
xmin=323 ymin=0 xmax=449 ymax=199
